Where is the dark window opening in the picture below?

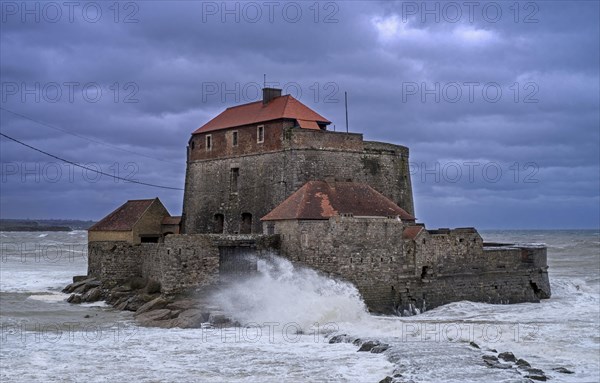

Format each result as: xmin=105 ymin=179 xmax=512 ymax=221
xmin=257 ymin=125 xmax=264 ymax=143
xmin=206 ymin=135 xmax=212 ymax=150
xmin=140 ymin=235 xmax=159 ymax=243
xmin=267 ymin=223 xmax=275 ymax=235
xmin=191 ymin=141 xmax=195 ymax=150
xmin=240 ymin=213 xmax=252 ymax=234
xmin=421 ymin=266 xmax=430 ymax=279
xmin=231 ymin=168 xmax=239 ymax=192
xmin=214 ymin=213 xmax=224 ymax=234
xmin=232 ymin=131 xmax=238 ymax=146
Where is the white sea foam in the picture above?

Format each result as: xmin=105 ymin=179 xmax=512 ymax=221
xmin=210 ymin=255 xmax=369 ymax=332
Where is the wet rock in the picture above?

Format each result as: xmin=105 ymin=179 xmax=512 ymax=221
xmin=552 ymin=367 xmax=574 ymax=374
xmin=82 ymin=287 xmax=102 ymax=302
xmin=357 ymin=340 xmax=380 ymax=352
xmin=145 ymin=280 xmax=161 ymax=294
xmin=172 ymin=309 xmax=208 ymax=328
xmin=111 ymin=285 xmax=132 ymax=293
xmin=371 ymin=344 xmax=390 ymax=354
xmin=379 ymin=377 xmax=393 ymax=383
xmin=135 ymin=297 xmax=169 ymax=316
xmin=526 ymin=374 xmax=547 ymax=381
xmin=84 ymin=314 xmax=90 ymax=318
xmin=136 ymin=309 xmax=172 ymax=326
xmin=127 ymin=277 xmax=147 ymax=290
xmin=62 ymin=278 xmax=94 ymax=293
xmin=482 ymin=355 xmax=499 ymax=364
xmin=124 ymin=295 xmax=147 ymax=312
xmin=498 ymin=352 xmax=517 ymax=362
xmin=208 ymin=311 xmax=231 ymax=325
xmin=67 ymin=294 xmax=82 ymax=304
xmin=73 ymin=275 xmax=88 ymax=283
xmin=328 ymin=334 xmax=348 ymax=344
xmin=469 ymin=341 xmax=480 ymax=349
xmin=516 ymin=358 xmax=531 ymax=367
xmin=166 ymin=299 xmax=197 ymax=311
xmin=352 ymin=338 xmax=362 ymax=346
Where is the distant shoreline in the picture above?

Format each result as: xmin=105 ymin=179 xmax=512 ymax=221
xmin=0 ymin=219 xmax=96 ymax=231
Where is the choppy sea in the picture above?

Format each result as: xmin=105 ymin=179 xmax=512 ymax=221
xmin=0 ymin=230 xmax=598 ymax=382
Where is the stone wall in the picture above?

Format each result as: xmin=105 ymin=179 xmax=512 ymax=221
xmin=270 ymin=219 xmax=551 ymax=314
xmin=87 ymin=230 xmax=132 ymax=243
xmin=182 ymin=128 xmax=414 ymax=234
xmin=88 ymin=234 xmax=279 ymax=294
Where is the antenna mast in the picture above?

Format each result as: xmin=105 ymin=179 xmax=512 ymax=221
xmin=345 ymin=91 xmax=349 ymax=133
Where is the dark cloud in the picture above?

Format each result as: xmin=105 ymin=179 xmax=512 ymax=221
xmin=1 ymin=0 xmax=598 ymax=228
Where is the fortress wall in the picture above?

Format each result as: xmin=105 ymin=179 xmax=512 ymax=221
xmin=273 ymin=218 xmax=407 ymax=313
xmin=89 ymin=234 xmax=280 ymax=295
xmin=87 ymin=242 xmax=145 ymax=286
xmin=182 ymin=130 xmax=415 ymax=235
xmin=285 ymin=128 xmax=363 ymax=151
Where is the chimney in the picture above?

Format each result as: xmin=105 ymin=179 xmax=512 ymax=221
xmin=262 ymin=87 xmax=282 ymax=104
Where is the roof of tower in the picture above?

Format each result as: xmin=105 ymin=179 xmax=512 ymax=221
xmin=261 ymin=181 xmax=415 ymax=221
xmin=193 ymin=95 xmax=331 ymax=134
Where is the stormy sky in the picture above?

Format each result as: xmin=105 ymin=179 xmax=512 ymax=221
xmin=1 ymin=0 xmax=598 ymax=229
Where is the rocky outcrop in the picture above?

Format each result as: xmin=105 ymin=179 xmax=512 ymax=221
xmin=63 ymin=275 xmax=235 ymax=328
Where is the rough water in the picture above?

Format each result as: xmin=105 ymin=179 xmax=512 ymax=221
xmin=1 ymin=230 xmax=598 ymax=382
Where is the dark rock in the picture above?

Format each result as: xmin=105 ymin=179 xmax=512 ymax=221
xmin=84 ymin=314 xmax=90 ymax=318
xmin=498 ymin=352 xmax=517 ymax=362
xmin=135 ymin=309 xmax=173 ymax=326
xmin=352 ymin=338 xmax=362 ymax=346
xmin=124 ymin=295 xmax=147 ymax=311
xmin=62 ymin=277 xmax=94 ymax=293
xmin=469 ymin=341 xmax=480 ymax=349
xmin=328 ymin=334 xmax=348 ymax=344
xmin=145 ymin=279 xmax=161 ymax=294
xmin=379 ymin=377 xmax=393 ymax=383
xmin=73 ymin=275 xmax=88 ymax=283
xmin=166 ymin=299 xmax=197 ymax=311
xmin=483 ymin=355 xmax=498 ymax=363
xmin=72 ymin=284 xmax=87 ymax=294
xmin=371 ymin=344 xmax=390 ymax=354
xmin=82 ymin=287 xmax=102 ymax=302
xmin=208 ymin=311 xmax=231 ymax=325
xmin=524 ymin=368 xmax=544 ymax=375
xmin=526 ymin=374 xmax=547 ymax=381
xmin=67 ymin=294 xmax=81 ymax=304
xmin=127 ymin=277 xmax=147 ymax=290
xmin=111 ymin=285 xmax=132 ymax=293
xmin=516 ymin=358 xmax=531 ymax=367
xmin=357 ymin=340 xmax=379 ymax=352
xmin=135 ymin=297 xmax=169 ymax=316
xmin=552 ymin=367 xmax=574 ymax=374
xmin=171 ymin=309 xmax=207 ymax=328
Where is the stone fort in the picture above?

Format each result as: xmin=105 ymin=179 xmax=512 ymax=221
xmin=87 ymin=88 xmax=551 ymax=314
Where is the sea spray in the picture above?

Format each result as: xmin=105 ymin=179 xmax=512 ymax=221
xmin=209 ymin=254 xmax=370 ymax=332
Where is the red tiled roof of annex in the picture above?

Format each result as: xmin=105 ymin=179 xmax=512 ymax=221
xmin=261 ymin=181 xmax=415 ymax=221
xmin=402 ymin=225 xmax=424 ymax=240
xmin=193 ymin=95 xmax=331 ymax=134
xmin=89 ymin=199 xmax=157 ymax=231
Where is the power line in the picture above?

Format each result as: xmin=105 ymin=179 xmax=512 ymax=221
xmin=0 ymin=107 xmax=182 ymax=165
xmin=0 ymin=132 xmax=184 ymax=191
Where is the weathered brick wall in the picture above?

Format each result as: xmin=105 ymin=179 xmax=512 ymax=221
xmin=182 ymin=129 xmax=414 ymax=234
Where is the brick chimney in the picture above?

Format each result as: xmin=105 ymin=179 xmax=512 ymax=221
xmin=262 ymin=87 xmax=282 ymax=104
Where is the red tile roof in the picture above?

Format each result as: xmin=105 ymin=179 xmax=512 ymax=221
xmin=402 ymin=225 xmax=424 ymax=240
xmin=261 ymin=181 xmax=415 ymax=221
xmin=89 ymin=199 xmax=158 ymax=231
xmin=193 ymin=95 xmax=330 ymax=134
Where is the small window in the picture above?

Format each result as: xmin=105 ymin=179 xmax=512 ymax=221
xmin=257 ymin=125 xmax=264 ymax=143
xmin=232 ymin=131 xmax=238 ymax=146
xmin=230 ymin=168 xmax=239 ymax=192
xmin=191 ymin=141 xmax=195 ymax=150
xmin=206 ymin=135 xmax=212 ymax=150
